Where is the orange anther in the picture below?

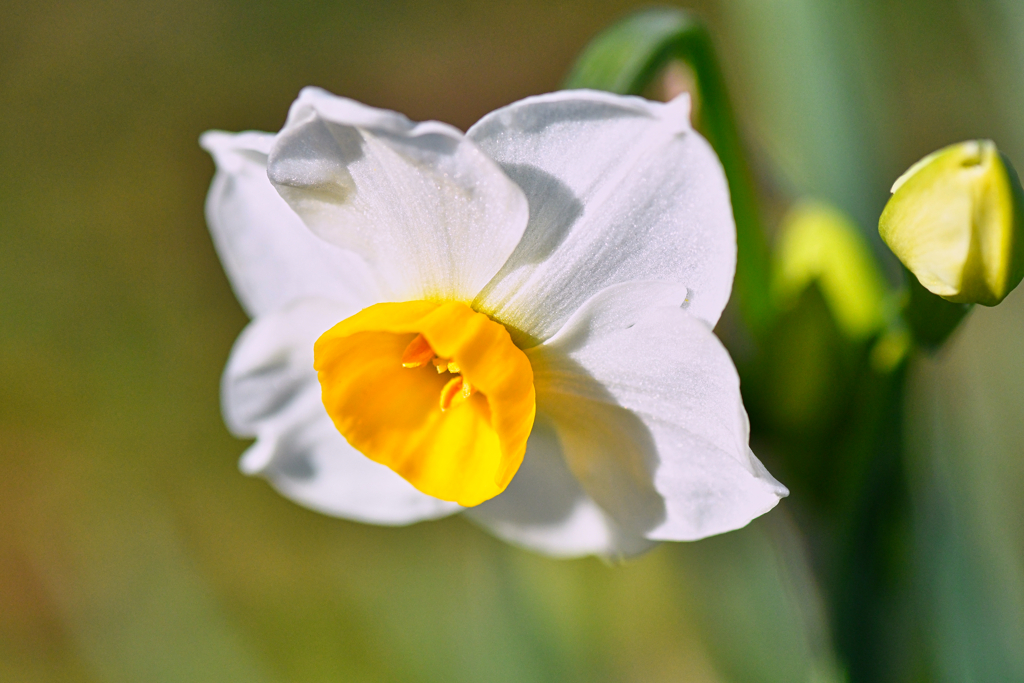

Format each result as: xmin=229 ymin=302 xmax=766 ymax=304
xmin=401 ymin=334 xmax=436 ymax=368
xmin=439 ymin=375 xmax=465 ymax=411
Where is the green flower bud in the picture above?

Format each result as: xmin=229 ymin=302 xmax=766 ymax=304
xmin=879 ymin=140 xmax=1024 ymax=306
xmin=773 ymin=200 xmax=890 ymax=340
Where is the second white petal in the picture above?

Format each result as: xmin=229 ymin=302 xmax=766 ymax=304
xmin=469 ymin=90 xmax=736 ymax=345
xmin=526 ymin=282 xmax=787 ymax=541
xmin=267 ymin=88 xmax=530 ymax=303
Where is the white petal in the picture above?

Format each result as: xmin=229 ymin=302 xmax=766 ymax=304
xmin=266 ymin=87 xmax=530 ymax=302
xmin=200 ymin=130 xmax=381 ymax=318
xmin=465 ymin=418 xmax=654 ymax=558
xmin=223 ymin=297 xmax=460 ymax=525
xmin=526 ymin=282 xmax=787 ymax=541
xmin=468 ymin=90 xmax=736 ymax=344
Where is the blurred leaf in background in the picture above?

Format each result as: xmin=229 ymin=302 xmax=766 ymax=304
xmin=905 ymin=288 xmax=1024 ymax=683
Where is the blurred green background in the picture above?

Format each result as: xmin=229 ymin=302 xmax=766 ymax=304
xmin=2 ymin=1 xmax=1023 ymax=681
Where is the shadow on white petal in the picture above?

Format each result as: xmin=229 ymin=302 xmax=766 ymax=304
xmin=222 ymin=298 xmax=353 ymax=436
xmin=534 ymin=376 xmax=668 ymax=538
xmin=266 ymin=87 xmax=529 ymax=303
xmin=466 ymin=419 xmax=654 ymax=558
xmin=247 ymin=390 xmax=460 ymax=526
xmin=527 ymin=281 xmax=787 ymax=543
xmin=481 ymin=162 xmax=583 ymax=268
xmin=469 ymin=89 xmax=735 ymax=343
xmin=223 ymin=298 xmax=460 ymax=526
xmin=200 ymin=130 xmax=381 ymax=317
xmin=474 ymin=162 xmax=584 ymax=347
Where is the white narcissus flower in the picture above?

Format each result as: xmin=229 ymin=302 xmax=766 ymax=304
xmin=201 ymin=87 xmax=787 ymax=558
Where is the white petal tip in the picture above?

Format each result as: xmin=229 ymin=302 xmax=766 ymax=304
xmin=663 ymin=93 xmax=693 ymax=133
xmin=199 ymin=130 xmax=274 ymax=172
xmin=645 ymin=491 xmax=785 ymax=543
xmin=239 ymin=438 xmax=275 ymax=476
xmin=749 ymin=452 xmax=789 ymax=498
xmin=284 ymin=87 xmax=416 ymax=135
xmin=199 ymin=129 xmax=228 ymax=152
xmin=297 ymin=85 xmax=331 ymax=100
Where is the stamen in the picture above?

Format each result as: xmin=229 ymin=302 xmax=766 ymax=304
xmin=439 ymin=375 xmax=477 ymax=411
xmin=401 ymin=334 xmax=435 ymax=368
xmin=402 ymin=331 xmax=475 ymax=411
xmin=439 ymin=376 xmax=465 ymax=411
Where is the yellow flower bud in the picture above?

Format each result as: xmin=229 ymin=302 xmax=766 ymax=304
xmin=879 ymin=140 xmax=1024 ymax=306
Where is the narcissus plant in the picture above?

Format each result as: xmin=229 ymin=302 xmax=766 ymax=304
xmin=201 ymin=87 xmax=786 ymax=558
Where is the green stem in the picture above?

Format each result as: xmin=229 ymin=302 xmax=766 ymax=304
xmin=828 ymin=362 xmax=919 ymax=682
xmin=901 ymin=269 xmax=972 ymax=351
xmin=565 ymin=7 xmax=775 ymax=337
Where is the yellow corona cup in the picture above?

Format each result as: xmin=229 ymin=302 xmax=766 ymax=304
xmin=879 ymin=140 xmax=1024 ymax=306
xmin=314 ymin=301 xmax=535 ymax=507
